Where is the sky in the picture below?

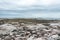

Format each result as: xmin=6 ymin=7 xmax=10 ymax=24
xmin=0 ymin=0 xmax=60 ymax=18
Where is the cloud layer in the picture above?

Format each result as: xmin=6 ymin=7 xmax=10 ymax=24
xmin=0 ymin=0 xmax=60 ymax=10
xmin=0 ymin=0 xmax=60 ymax=18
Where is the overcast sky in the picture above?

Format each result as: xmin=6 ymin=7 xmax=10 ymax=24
xmin=0 ymin=0 xmax=60 ymax=18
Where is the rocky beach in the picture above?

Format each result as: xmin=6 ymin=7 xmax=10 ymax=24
xmin=0 ymin=19 xmax=60 ymax=40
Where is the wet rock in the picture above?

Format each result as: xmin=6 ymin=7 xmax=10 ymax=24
xmin=48 ymin=34 xmax=59 ymax=40
xmin=0 ymin=24 xmax=16 ymax=34
xmin=51 ymin=34 xmax=59 ymax=38
xmin=27 ymin=36 xmax=34 ymax=40
xmin=0 ymin=22 xmax=60 ymax=40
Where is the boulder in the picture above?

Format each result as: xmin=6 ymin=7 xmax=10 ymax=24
xmin=0 ymin=24 xmax=16 ymax=34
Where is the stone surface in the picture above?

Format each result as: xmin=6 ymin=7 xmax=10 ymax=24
xmin=0 ymin=22 xmax=60 ymax=40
